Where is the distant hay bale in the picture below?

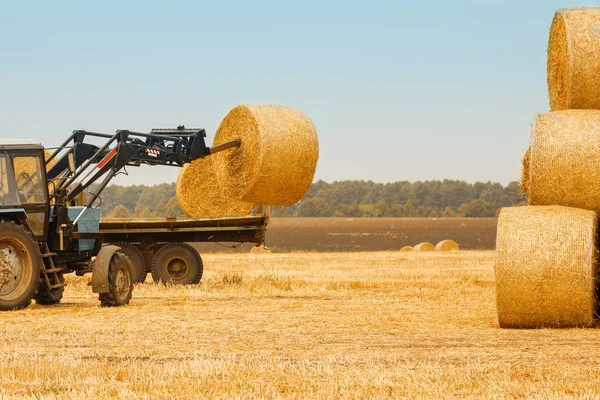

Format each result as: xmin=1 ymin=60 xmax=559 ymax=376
xmin=250 ymin=245 xmax=270 ymax=254
xmin=527 ymin=110 xmax=600 ymax=211
xmin=495 ymin=206 xmax=598 ymax=328
xmin=399 ymin=246 xmax=413 ymax=252
xmin=212 ymin=104 xmax=319 ymax=206
xmin=435 ymin=240 xmax=459 ymax=252
xmin=520 ymin=147 xmax=530 ymax=195
xmin=176 ymin=157 xmax=253 ymax=218
xmin=413 ymin=242 xmax=434 ymax=252
xmin=548 ymin=8 xmax=600 ymax=110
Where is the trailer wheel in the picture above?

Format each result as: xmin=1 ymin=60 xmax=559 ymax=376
xmin=99 ymin=252 xmax=134 ymax=307
xmin=114 ymin=242 xmax=147 ymax=283
xmin=151 ymin=243 xmax=203 ymax=285
xmin=35 ymin=272 xmax=64 ymax=305
xmin=0 ymin=222 xmax=42 ymax=311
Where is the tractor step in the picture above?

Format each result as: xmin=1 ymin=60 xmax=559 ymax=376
xmin=41 ymin=252 xmax=57 ymax=257
xmin=49 ymin=283 xmax=67 ymax=289
xmin=43 ymin=267 xmax=64 ymax=274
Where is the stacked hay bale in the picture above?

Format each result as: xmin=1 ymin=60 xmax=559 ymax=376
xmin=176 ymin=104 xmax=319 ymax=217
xmin=497 ymin=7 xmax=600 ymax=328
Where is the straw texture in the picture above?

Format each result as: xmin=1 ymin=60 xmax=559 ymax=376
xmin=495 ymin=206 xmax=598 ymax=328
xmin=399 ymin=246 xmax=413 ymax=252
xmin=212 ymin=105 xmax=319 ymax=206
xmin=413 ymin=242 xmax=435 ymax=252
xmin=520 ymin=147 xmax=530 ymax=195
xmin=548 ymin=8 xmax=600 ymax=110
xmin=435 ymin=240 xmax=460 ymax=252
xmin=527 ymin=110 xmax=600 ymax=211
xmin=176 ymin=157 xmax=253 ymax=218
xmin=250 ymin=245 xmax=271 ymax=254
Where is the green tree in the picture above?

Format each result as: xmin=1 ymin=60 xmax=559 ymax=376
xmin=458 ymin=199 xmax=497 ymax=217
xmin=297 ymin=197 xmax=332 ymax=217
xmin=403 ymin=200 xmax=418 ymax=217
xmin=107 ymin=204 xmax=131 ymax=218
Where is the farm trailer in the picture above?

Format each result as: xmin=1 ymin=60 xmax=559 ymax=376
xmin=100 ymin=210 xmax=269 ymax=285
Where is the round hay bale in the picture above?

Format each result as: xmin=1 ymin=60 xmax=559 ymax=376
xmin=399 ymin=246 xmax=413 ymax=252
xmin=495 ymin=206 xmax=598 ymax=329
xmin=548 ymin=8 xmax=600 ymax=110
xmin=212 ymin=104 xmax=319 ymax=206
xmin=435 ymin=240 xmax=460 ymax=252
xmin=520 ymin=147 xmax=530 ymax=195
xmin=413 ymin=242 xmax=434 ymax=252
xmin=176 ymin=157 xmax=254 ymax=218
xmin=527 ymin=110 xmax=600 ymax=211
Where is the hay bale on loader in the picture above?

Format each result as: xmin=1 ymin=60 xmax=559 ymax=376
xmin=413 ymin=242 xmax=434 ymax=252
xmin=495 ymin=206 xmax=598 ymax=328
xmin=525 ymin=110 xmax=600 ymax=211
xmin=212 ymin=104 xmax=319 ymax=206
xmin=548 ymin=8 xmax=600 ymax=110
xmin=176 ymin=157 xmax=253 ymax=218
xmin=435 ymin=240 xmax=459 ymax=252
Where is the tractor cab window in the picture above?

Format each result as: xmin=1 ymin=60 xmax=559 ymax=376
xmin=0 ymin=155 xmax=19 ymax=206
xmin=12 ymin=156 xmax=46 ymax=204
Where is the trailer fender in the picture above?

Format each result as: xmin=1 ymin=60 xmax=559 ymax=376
xmin=92 ymin=245 xmax=121 ymax=293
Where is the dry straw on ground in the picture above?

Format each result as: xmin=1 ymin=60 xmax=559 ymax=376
xmin=413 ymin=242 xmax=434 ymax=252
xmin=399 ymin=246 xmax=413 ymax=252
xmin=495 ymin=206 xmax=598 ymax=328
xmin=250 ymin=245 xmax=271 ymax=254
xmin=212 ymin=105 xmax=319 ymax=206
xmin=527 ymin=110 xmax=600 ymax=211
xmin=176 ymin=158 xmax=253 ymax=218
xmin=548 ymin=8 xmax=600 ymax=110
xmin=435 ymin=240 xmax=460 ymax=252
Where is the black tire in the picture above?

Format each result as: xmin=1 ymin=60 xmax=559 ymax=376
xmin=114 ymin=242 xmax=147 ymax=283
xmin=151 ymin=243 xmax=203 ymax=285
xmin=99 ymin=252 xmax=134 ymax=307
xmin=34 ymin=272 xmax=64 ymax=305
xmin=0 ymin=222 xmax=42 ymax=311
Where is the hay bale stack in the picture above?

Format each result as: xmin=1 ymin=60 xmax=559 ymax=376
xmin=495 ymin=206 xmax=598 ymax=328
xmin=435 ymin=240 xmax=460 ymax=252
xmin=399 ymin=246 xmax=413 ymax=252
xmin=526 ymin=110 xmax=600 ymax=211
xmin=212 ymin=105 xmax=319 ymax=206
xmin=548 ymin=8 xmax=600 ymax=110
xmin=413 ymin=242 xmax=434 ymax=252
xmin=176 ymin=157 xmax=253 ymax=218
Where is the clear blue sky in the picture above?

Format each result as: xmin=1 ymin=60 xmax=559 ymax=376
xmin=1 ymin=0 xmax=597 ymax=185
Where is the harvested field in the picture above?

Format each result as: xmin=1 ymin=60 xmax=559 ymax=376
xmin=195 ymin=217 xmax=498 ymax=253
xmin=2 ymin=251 xmax=600 ymax=398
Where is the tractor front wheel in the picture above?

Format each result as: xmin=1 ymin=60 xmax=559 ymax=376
xmin=99 ymin=252 xmax=134 ymax=307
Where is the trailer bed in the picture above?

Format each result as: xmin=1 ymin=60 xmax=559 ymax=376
xmin=99 ymin=215 xmax=267 ymax=247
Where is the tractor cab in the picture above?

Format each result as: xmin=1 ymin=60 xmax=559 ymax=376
xmin=0 ymin=140 xmax=49 ymax=240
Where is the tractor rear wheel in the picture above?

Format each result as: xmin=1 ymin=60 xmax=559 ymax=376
xmin=99 ymin=252 xmax=134 ymax=307
xmin=0 ymin=222 xmax=42 ymax=310
xmin=114 ymin=242 xmax=147 ymax=283
xmin=151 ymin=243 xmax=203 ymax=285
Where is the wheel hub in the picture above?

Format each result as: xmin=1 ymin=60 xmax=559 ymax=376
xmin=115 ymin=266 xmax=131 ymax=302
xmin=166 ymin=258 xmax=188 ymax=278
xmin=0 ymin=244 xmax=23 ymax=296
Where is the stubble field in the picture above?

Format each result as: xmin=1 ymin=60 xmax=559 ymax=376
xmin=1 ymin=251 xmax=599 ymax=399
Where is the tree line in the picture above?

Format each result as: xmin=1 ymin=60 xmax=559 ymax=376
xmin=98 ymin=180 xmax=525 ymax=218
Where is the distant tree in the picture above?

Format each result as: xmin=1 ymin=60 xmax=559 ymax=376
xmin=133 ymin=204 xmax=154 ymax=218
xmin=458 ymin=199 xmax=497 ymax=218
xmin=336 ymin=204 xmax=361 ymax=217
xmin=297 ymin=197 xmax=332 ymax=217
xmin=107 ymin=204 xmax=130 ymax=218
xmin=403 ymin=200 xmax=418 ymax=217
xmin=443 ymin=206 xmax=457 ymax=218
xmin=155 ymin=197 xmax=184 ymax=217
